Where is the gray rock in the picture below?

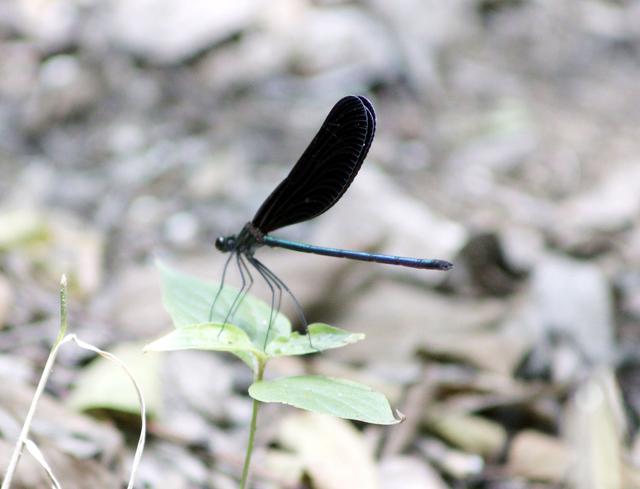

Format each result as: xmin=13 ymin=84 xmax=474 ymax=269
xmin=9 ymin=0 xmax=79 ymax=47
xmin=556 ymin=160 xmax=640 ymax=237
xmin=106 ymin=0 xmax=260 ymax=64
xmin=531 ymin=254 xmax=615 ymax=366
xmin=21 ymin=55 xmax=100 ymax=132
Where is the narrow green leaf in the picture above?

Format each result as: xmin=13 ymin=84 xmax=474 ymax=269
xmin=249 ymin=375 xmax=401 ymax=425
xmin=156 ymin=261 xmax=291 ymax=348
xmin=266 ymin=324 xmax=365 ymax=357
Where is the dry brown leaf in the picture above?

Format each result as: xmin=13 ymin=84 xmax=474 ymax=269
xmin=0 ymin=378 xmax=124 ymax=472
xmin=507 ymin=430 xmax=569 ymax=482
xmin=0 ymin=439 xmax=120 ymax=489
xmin=329 ymin=280 xmax=507 ymax=364
xmin=418 ymin=438 xmax=484 ymax=479
xmin=0 ymin=274 xmax=13 ymax=328
xmin=263 ymin=449 xmax=305 ymax=487
xmin=423 ymin=406 xmax=507 ymax=458
xmin=277 ymin=412 xmax=379 ymax=489
xmin=565 ymin=368 xmax=627 ymax=489
xmin=379 ymin=455 xmax=448 ymax=489
xmin=423 ymin=330 xmax=530 ymax=376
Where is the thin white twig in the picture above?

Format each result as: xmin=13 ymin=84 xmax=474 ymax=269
xmin=1 ymin=334 xmax=147 ymax=489
xmin=2 ymin=274 xmax=146 ymax=489
xmin=69 ymin=335 xmax=147 ymax=489
xmin=1 ymin=335 xmax=73 ymax=489
xmin=24 ymin=439 xmax=62 ymax=489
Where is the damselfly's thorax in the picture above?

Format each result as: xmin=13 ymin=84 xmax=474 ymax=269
xmin=215 ymin=222 xmax=265 ymax=255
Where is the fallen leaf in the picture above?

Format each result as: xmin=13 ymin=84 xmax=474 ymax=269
xmin=278 ymin=412 xmax=379 ymax=489
xmin=418 ymin=438 xmax=484 ymax=480
xmin=0 ymin=378 xmax=123 ymax=464
xmin=0 ymin=274 xmax=13 ymax=328
xmin=507 ymin=430 xmax=569 ymax=482
xmin=379 ymin=455 xmax=448 ymax=489
xmin=263 ymin=449 xmax=305 ymax=487
xmin=565 ymin=368 xmax=626 ymax=489
xmin=423 ymin=406 xmax=507 ymax=458
xmin=423 ymin=329 xmax=530 ymax=376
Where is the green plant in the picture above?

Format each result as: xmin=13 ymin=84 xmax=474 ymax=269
xmin=145 ymin=262 xmax=401 ymax=488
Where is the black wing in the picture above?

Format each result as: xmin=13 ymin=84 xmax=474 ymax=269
xmin=252 ymin=95 xmax=376 ymax=234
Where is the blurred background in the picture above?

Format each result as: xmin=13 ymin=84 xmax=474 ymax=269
xmin=1 ymin=0 xmax=640 ymax=487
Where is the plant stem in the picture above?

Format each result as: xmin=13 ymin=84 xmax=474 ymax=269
xmin=56 ymin=275 xmax=68 ymax=343
xmin=239 ymin=359 xmax=265 ymax=489
xmin=2 ymin=276 xmax=69 ymax=489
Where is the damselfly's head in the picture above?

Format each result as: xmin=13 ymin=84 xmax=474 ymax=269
xmin=215 ymin=235 xmax=237 ymax=253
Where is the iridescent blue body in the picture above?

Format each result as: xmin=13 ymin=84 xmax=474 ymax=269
xmin=262 ymin=235 xmax=452 ymax=270
xmin=215 ymin=222 xmax=452 ymax=271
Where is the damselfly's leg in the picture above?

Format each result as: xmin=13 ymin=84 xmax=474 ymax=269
xmin=209 ymin=252 xmax=235 ymax=322
xmin=250 ymin=257 xmax=316 ymax=350
xmin=249 ymin=259 xmax=283 ymax=328
xmin=248 ymin=256 xmax=282 ymax=350
xmin=251 ymin=257 xmax=308 ymax=333
xmin=227 ymin=254 xmax=254 ymax=321
xmin=217 ymin=253 xmax=248 ymax=338
xmin=269 ymin=266 xmax=283 ymax=331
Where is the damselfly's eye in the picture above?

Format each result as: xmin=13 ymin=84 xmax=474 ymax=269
xmin=215 ymin=236 xmax=237 ymax=252
xmin=215 ymin=237 xmax=227 ymax=251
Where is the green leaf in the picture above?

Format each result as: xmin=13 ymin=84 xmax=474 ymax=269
xmin=249 ymin=375 xmax=401 ymax=425
xmin=145 ymin=323 xmax=266 ymax=361
xmin=157 ymin=261 xmax=291 ymax=348
xmin=266 ymin=324 xmax=365 ymax=357
xmin=144 ymin=322 xmax=265 ymax=370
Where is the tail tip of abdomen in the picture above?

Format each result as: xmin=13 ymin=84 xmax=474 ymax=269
xmin=432 ymin=259 xmax=453 ymax=271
